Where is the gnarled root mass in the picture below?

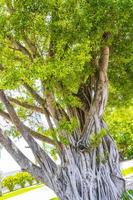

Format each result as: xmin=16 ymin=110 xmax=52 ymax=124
xmin=54 ymin=134 xmax=125 ymax=200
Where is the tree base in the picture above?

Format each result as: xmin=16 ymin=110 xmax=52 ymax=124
xmin=54 ymin=135 xmax=125 ymax=200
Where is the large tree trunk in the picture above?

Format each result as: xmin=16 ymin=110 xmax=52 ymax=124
xmin=0 ymin=46 xmax=125 ymax=200
xmin=51 ymin=46 xmax=125 ymax=200
xmin=54 ymin=127 xmax=125 ymax=200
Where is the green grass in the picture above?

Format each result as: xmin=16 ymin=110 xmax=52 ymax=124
xmin=121 ymin=167 xmax=133 ymax=176
xmin=0 ymin=184 xmax=43 ymax=199
xmin=121 ymin=190 xmax=133 ymax=200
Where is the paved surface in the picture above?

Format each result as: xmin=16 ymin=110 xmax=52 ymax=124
xmin=8 ymin=186 xmax=56 ymax=200
xmin=125 ymin=175 xmax=133 ymax=190
xmin=120 ymin=159 xmax=133 ymax=190
xmin=120 ymin=159 xmax=133 ymax=170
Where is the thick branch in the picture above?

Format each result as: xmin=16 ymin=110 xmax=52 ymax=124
xmin=0 ymin=64 xmax=3 ymax=71
xmin=24 ymin=36 xmax=38 ymax=57
xmin=8 ymin=37 xmax=33 ymax=61
xmin=45 ymin=92 xmax=63 ymax=123
xmin=94 ymin=46 xmax=109 ymax=115
xmin=0 ymin=110 xmax=11 ymax=121
xmin=0 ymin=128 xmax=46 ymax=184
xmin=23 ymin=83 xmax=69 ymax=126
xmin=8 ymin=97 xmax=44 ymax=114
xmin=23 ymin=83 xmax=54 ymax=129
xmin=86 ymin=46 xmax=109 ymax=119
xmin=78 ymin=46 xmax=109 ymax=147
xmin=99 ymin=46 xmax=109 ymax=72
xmin=0 ymin=110 xmax=56 ymax=145
xmin=0 ymin=90 xmax=57 ymax=180
xmin=6 ymin=0 xmax=15 ymax=14
xmin=25 ymin=126 xmax=57 ymax=146
xmin=23 ymin=83 xmax=46 ymax=106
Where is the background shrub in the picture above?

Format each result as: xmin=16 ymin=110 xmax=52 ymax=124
xmin=2 ymin=176 xmax=17 ymax=192
xmin=2 ymin=172 xmax=36 ymax=192
xmin=105 ymin=107 xmax=133 ymax=161
xmin=23 ymin=172 xmax=34 ymax=186
xmin=15 ymin=172 xmax=34 ymax=188
xmin=35 ymin=178 xmax=40 ymax=184
xmin=15 ymin=173 xmax=27 ymax=188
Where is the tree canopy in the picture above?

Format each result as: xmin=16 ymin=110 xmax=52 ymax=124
xmin=0 ymin=0 xmax=133 ymax=103
xmin=0 ymin=0 xmax=132 ymax=160
xmin=0 ymin=0 xmax=132 ymax=158
xmin=0 ymin=1 xmax=133 ymax=199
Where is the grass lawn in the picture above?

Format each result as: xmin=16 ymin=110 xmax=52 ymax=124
xmin=0 ymin=184 xmax=43 ymax=200
xmin=121 ymin=167 xmax=133 ymax=176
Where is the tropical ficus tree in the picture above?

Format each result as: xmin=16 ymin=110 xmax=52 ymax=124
xmin=0 ymin=0 xmax=133 ymax=199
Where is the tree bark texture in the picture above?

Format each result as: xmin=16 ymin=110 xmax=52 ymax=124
xmin=54 ymin=126 xmax=125 ymax=200
xmin=0 ymin=46 xmax=125 ymax=199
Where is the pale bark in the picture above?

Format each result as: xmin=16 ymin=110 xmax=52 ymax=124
xmin=0 ymin=43 xmax=125 ymax=199
xmin=0 ymin=125 xmax=125 ymax=200
xmin=0 ymin=128 xmax=45 ymax=184
xmin=52 ymin=46 xmax=125 ymax=200
xmin=0 ymin=90 xmax=58 ymax=189
xmin=55 ymin=134 xmax=125 ymax=200
xmin=0 ymin=109 xmax=56 ymax=145
xmin=7 ymin=36 xmax=33 ymax=61
xmin=8 ymin=96 xmax=44 ymax=114
xmin=23 ymin=83 xmax=54 ymax=129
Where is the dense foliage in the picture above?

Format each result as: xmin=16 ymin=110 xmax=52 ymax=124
xmin=2 ymin=175 xmax=17 ymax=192
xmin=0 ymin=0 xmax=133 ymax=99
xmin=2 ymin=172 xmax=36 ymax=192
xmin=0 ymin=0 xmax=132 ymax=157
xmin=0 ymin=1 xmax=132 ymax=199
xmin=105 ymin=106 xmax=133 ymax=160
